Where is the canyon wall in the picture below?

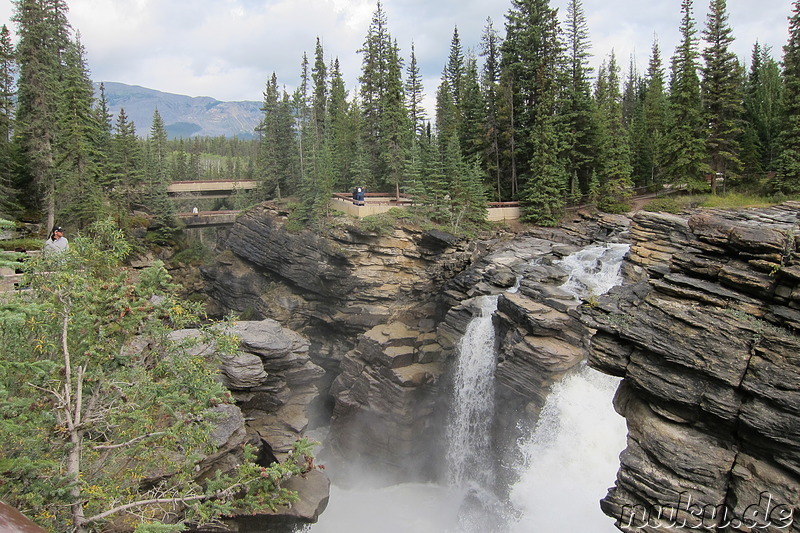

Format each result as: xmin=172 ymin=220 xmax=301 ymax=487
xmin=202 ymin=204 xmax=631 ymax=483
xmin=581 ymin=203 xmax=800 ymax=531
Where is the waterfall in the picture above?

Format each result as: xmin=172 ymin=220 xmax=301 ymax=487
xmin=506 ymin=243 xmax=630 ymax=532
xmin=445 ymin=294 xmax=500 ymax=489
xmin=305 ymin=243 xmax=630 ymax=533
xmin=557 ymin=243 xmax=630 ymax=300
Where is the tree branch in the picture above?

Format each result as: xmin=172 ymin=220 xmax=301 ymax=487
xmin=84 ymin=493 xmax=209 ymax=524
xmin=92 ymin=432 xmax=168 ymax=451
xmin=84 ymin=480 xmax=253 ymax=525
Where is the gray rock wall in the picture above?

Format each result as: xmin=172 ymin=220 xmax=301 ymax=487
xmin=582 ymin=203 xmax=800 ymax=532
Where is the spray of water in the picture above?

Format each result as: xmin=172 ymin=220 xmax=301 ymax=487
xmin=306 ymin=243 xmax=630 ymax=532
xmin=507 ymin=366 xmax=626 ymax=532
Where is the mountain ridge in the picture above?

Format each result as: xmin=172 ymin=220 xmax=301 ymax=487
xmin=94 ymin=81 xmax=262 ymax=140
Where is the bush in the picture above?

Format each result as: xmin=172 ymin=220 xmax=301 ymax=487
xmin=643 ymin=197 xmax=682 ymax=214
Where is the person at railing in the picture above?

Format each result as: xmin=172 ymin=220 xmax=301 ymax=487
xmin=43 ymin=225 xmax=69 ymax=255
xmin=352 ymin=186 xmax=366 ymax=206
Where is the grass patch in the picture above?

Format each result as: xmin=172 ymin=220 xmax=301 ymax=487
xmin=678 ymin=192 xmax=789 ymax=209
xmin=643 ymin=197 xmax=683 ymax=214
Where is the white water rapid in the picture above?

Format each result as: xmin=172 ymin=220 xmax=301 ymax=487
xmin=557 ymin=243 xmax=630 ymax=300
xmin=507 ymin=365 xmax=627 ymax=533
xmin=305 ymin=242 xmax=630 ymax=533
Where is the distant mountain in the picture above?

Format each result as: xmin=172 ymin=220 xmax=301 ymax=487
xmin=94 ymin=82 xmax=262 ymax=140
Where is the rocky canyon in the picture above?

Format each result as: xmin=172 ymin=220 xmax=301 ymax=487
xmin=196 ymin=201 xmax=799 ymax=531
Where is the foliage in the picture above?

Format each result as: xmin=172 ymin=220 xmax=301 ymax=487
xmin=359 ymin=214 xmax=394 ymax=235
xmin=0 ymin=219 xmax=308 ymax=532
xmin=172 ymin=239 xmax=212 ymax=266
xmin=3 ymin=0 xmax=799 ymax=237
xmin=642 ymin=197 xmax=683 ymax=214
xmin=682 ymin=192 xmax=785 ymax=208
xmin=775 ymin=0 xmax=800 ymax=194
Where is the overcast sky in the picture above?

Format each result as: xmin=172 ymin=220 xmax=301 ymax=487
xmin=0 ymin=0 xmax=795 ymax=105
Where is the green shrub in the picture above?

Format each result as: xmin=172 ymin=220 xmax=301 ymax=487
xmin=643 ymin=197 xmax=682 ymax=214
xmin=0 ymin=238 xmax=43 ymax=251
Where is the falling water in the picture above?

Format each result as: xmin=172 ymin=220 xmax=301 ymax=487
xmin=507 ymin=243 xmax=630 ymax=532
xmin=507 ymin=366 xmax=626 ymax=533
xmin=445 ymin=294 xmax=500 ymax=489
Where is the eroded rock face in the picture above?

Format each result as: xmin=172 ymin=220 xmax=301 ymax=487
xmin=170 ymin=319 xmax=324 ymax=463
xmin=582 ymin=203 xmax=800 ymax=531
xmin=203 ymin=204 xmax=478 ymax=337
xmin=203 ymin=204 xmax=633 ymax=483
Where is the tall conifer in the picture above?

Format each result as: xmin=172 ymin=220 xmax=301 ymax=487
xmin=562 ymin=0 xmax=597 ymax=198
xmin=405 ymin=43 xmax=427 ymax=138
xmin=742 ymin=43 xmax=783 ymax=177
xmin=701 ymin=0 xmax=743 ymax=193
xmin=480 ymin=18 xmax=505 ymax=201
xmin=775 ymin=0 xmax=800 ymax=194
xmin=13 ymin=0 xmax=67 ymax=229
xmin=502 ymin=0 xmax=567 ymax=223
xmin=664 ymin=0 xmax=709 ymax=190
xmin=0 ymin=24 xmax=16 ymax=215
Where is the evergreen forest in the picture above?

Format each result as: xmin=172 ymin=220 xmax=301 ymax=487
xmin=1 ymin=0 xmax=799 ymax=236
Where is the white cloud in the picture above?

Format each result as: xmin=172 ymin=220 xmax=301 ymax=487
xmin=0 ymin=0 xmax=795 ymax=103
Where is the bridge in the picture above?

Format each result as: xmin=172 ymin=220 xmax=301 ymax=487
xmin=168 ymin=180 xmax=258 ymax=198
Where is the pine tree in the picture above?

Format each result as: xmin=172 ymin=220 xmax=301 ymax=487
xmin=328 ymin=57 xmax=352 ymax=191
xmin=13 ymin=0 xmax=68 ymax=230
xmin=459 ymin=52 xmax=484 ymax=162
xmin=311 ymin=37 xmax=327 ymax=142
xmin=594 ymin=53 xmax=634 ymax=212
xmin=701 ymin=0 xmax=743 ymax=193
xmin=0 ymin=24 xmax=16 ymax=216
xmin=742 ymin=43 xmax=783 ymax=177
xmin=107 ymin=108 xmax=143 ymax=215
xmin=562 ymin=0 xmax=597 ymax=198
xmin=145 ymin=109 xmax=177 ymax=243
xmin=435 ymin=72 xmax=458 ymax=148
xmin=638 ymin=39 xmax=670 ymax=187
xmin=380 ymin=39 xmax=410 ymax=198
xmin=56 ymin=35 xmax=105 ymax=228
xmin=664 ymin=0 xmax=709 ymax=190
xmin=501 ymin=0 xmax=565 ymax=201
xmin=479 ymin=18 xmax=505 ymax=201
xmin=520 ymin=109 xmax=567 ymax=226
xmin=775 ymin=0 xmax=800 ymax=194
xmin=257 ymin=73 xmax=296 ymax=199
xmin=502 ymin=0 xmax=567 ymax=223
xmin=446 ymin=27 xmax=465 ymax=109
xmin=405 ymin=42 xmax=427 ymax=138
xmin=358 ymin=1 xmax=391 ymax=182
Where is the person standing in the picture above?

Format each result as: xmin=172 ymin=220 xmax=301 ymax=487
xmin=44 ymin=225 xmax=68 ymax=254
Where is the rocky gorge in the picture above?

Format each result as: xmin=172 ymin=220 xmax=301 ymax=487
xmin=196 ymin=201 xmax=800 ymax=531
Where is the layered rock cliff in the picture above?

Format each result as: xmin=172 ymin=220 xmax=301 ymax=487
xmin=581 ymin=203 xmax=800 ymax=531
xmin=202 ymin=204 xmax=632 ymax=484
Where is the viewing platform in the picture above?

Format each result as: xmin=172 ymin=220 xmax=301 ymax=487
xmin=330 ymin=192 xmax=521 ymax=221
